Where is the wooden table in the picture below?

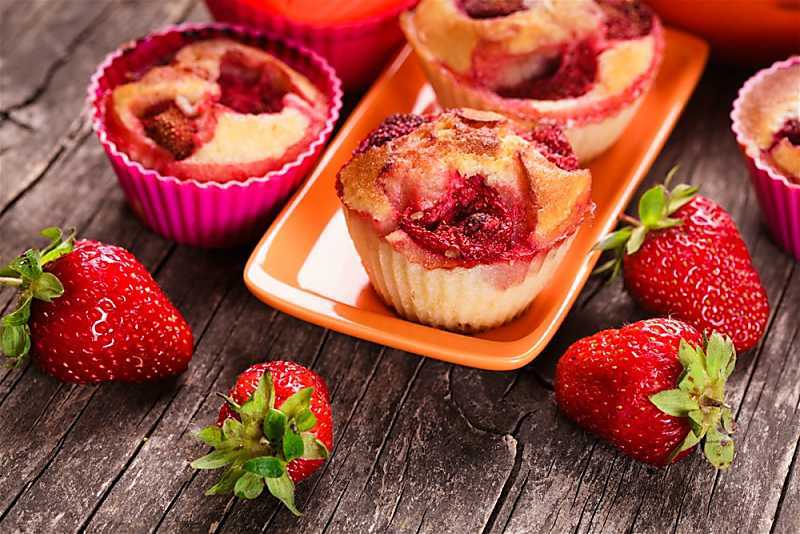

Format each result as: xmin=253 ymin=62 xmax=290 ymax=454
xmin=1 ymin=1 xmax=798 ymax=532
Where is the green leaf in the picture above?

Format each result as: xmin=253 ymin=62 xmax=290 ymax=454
xmin=196 ymin=426 xmax=224 ymax=448
xmin=205 ymin=466 xmax=245 ymax=496
xmin=663 ymin=165 xmax=680 ymax=188
xmin=240 ymin=373 xmax=274 ymax=423
xmin=593 ymin=227 xmax=633 ymax=252
xmin=2 ymin=295 xmax=31 ymax=327
xmin=669 ymin=429 xmax=701 ymax=462
xmin=626 ymin=226 xmax=648 ymax=255
xmin=39 ymin=228 xmax=75 ymax=266
xmin=279 ymin=387 xmax=313 ymax=419
xmin=9 ymin=250 xmax=42 ymax=280
xmin=591 ymin=258 xmax=618 ymax=276
xmin=703 ymin=426 xmax=734 ymax=469
xmin=638 ymin=185 xmax=667 ymax=227
xmin=31 ymin=272 xmax=64 ymax=302
xmin=667 ymin=184 xmax=699 ymax=214
xmin=264 ymin=408 xmax=287 ymax=444
xmin=39 ymin=227 xmax=63 ymax=247
xmin=652 ymin=217 xmax=682 ymax=230
xmin=294 ymin=409 xmax=317 ymax=432
xmin=678 ymin=340 xmax=701 ymax=369
xmin=244 ymin=456 xmax=285 ymax=479
xmin=706 ymin=333 xmax=729 ymax=379
xmin=283 ymin=429 xmax=305 ymax=462
xmin=650 ymin=389 xmax=699 ymax=417
xmin=1 ymin=325 xmax=30 ymax=359
xmin=687 ymin=409 xmax=705 ymax=435
xmin=266 ymin=472 xmax=301 ymax=516
xmin=222 ymin=418 xmax=244 ymax=441
xmin=678 ymin=343 xmax=708 ymax=396
xmin=721 ymin=407 xmax=735 ymax=434
xmin=234 ymin=471 xmax=265 ymax=499
xmin=301 ymin=433 xmax=330 ymax=460
xmin=190 ymin=449 xmax=241 ymax=470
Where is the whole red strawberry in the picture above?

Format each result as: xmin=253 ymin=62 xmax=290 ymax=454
xmin=594 ymin=171 xmax=769 ymax=352
xmin=555 ymin=318 xmax=736 ymax=468
xmin=192 ymin=360 xmax=333 ymax=515
xmin=0 ymin=227 xmax=193 ymax=383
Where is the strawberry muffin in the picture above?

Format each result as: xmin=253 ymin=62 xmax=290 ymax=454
xmin=105 ymin=38 xmax=329 ymax=183
xmin=732 ymin=57 xmax=800 ymax=185
xmin=336 ymin=109 xmax=593 ymax=332
xmin=731 ymin=55 xmax=800 ymax=261
xmin=401 ymin=0 xmax=664 ymax=162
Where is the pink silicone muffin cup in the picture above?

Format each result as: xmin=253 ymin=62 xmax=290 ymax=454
xmin=204 ymin=0 xmax=417 ymax=90
xmin=89 ymin=23 xmax=343 ymax=248
xmin=731 ymin=56 xmax=800 ymax=261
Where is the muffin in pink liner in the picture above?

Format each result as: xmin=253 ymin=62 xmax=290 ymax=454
xmin=400 ymin=0 xmax=664 ymax=163
xmin=731 ymin=56 xmax=800 ymax=261
xmin=89 ymin=24 xmax=342 ymax=248
xmin=204 ymin=0 xmax=418 ymax=90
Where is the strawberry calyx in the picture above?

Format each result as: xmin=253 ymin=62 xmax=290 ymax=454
xmin=650 ymin=332 xmax=737 ymax=469
xmin=0 ymin=227 xmax=75 ymax=367
xmin=592 ymin=168 xmax=698 ymax=279
xmin=191 ymin=372 xmax=329 ymax=516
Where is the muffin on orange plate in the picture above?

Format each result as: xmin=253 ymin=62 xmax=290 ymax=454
xmin=731 ymin=56 xmax=800 ymax=261
xmin=400 ymin=0 xmax=664 ymax=162
xmin=91 ymin=25 xmax=342 ymax=247
xmin=336 ymin=109 xmax=593 ymax=332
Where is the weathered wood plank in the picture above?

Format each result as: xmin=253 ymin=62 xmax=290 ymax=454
xmin=0 ymin=2 xmax=797 ymax=532
xmin=0 ymin=0 xmax=195 ymax=212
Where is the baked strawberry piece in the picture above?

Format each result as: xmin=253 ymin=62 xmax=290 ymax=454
xmin=337 ymin=109 xmax=593 ymax=332
xmin=106 ymin=38 xmax=329 ymax=183
xmin=401 ymin=0 xmax=664 ymax=162
xmin=594 ymin=174 xmax=769 ymax=353
xmin=556 ymin=318 xmax=736 ymax=468
xmin=192 ymin=361 xmax=332 ymax=515
xmin=0 ymin=227 xmax=193 ymax=383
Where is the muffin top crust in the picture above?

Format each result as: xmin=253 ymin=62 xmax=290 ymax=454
xmin=734 ymin=59 xmax=800 ymax=183
xmin=401 ymin=0 xmax=662 ymax=117
xmin=106 ymin=38 xmax=328 ymax=182
xmin=337 ymin=109 xmax=593 ymax=268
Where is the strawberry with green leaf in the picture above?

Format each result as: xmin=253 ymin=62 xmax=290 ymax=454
xmin=192 ymin=361 xmax=333 ymax=515
xmin=555 ymin=318 xmax=736 ymax=468
xmin=0 ymin=227 xmax=193 ymax=382
xmin=594 ymin=169 xmax=769 ymax=353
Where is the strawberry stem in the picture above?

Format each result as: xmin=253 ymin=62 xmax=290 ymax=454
xmin=592 ymin=168 xmax=697 ymax=281
xmin=649 ymin=332 xmax=736 ymax=469
xmin=193 ymin=372 xmax=329 ymax=515
xmin=0 ymin=227 xmax=75 ymax=363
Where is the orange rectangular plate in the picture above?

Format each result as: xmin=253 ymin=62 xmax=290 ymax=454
xmin=244 ymin=30 xmax=709 ymax=371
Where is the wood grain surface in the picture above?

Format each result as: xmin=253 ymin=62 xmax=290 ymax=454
xmin=0 ymin=1 xmax=797 ymax=533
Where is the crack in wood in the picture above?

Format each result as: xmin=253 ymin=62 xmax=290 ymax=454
xmin=321 ymin=479 xmax=352 ymax=534
xmin=355 ymin=358 xmax=425 ymax=500
xmin=446 ymin=366 xmax=519 ymax=437
xmin=580 ymin=453 xmax=618 ymax=533
xmin=1 ymin=5 xmax=114 ymax=114
xmin=387 ymin=436 xmax=413 ymax=528
xmin=0 ymin=386 xmax=99 ymax=523
xmin=78 ymin=383 xmax=187 ymax=531
xmin=500 ymin=469 xmax=531 ymax=533
xmin=769 ymin=434 xmax=800 ymax=534
xmin=481 ymin=421 xmax=526 ymax=534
